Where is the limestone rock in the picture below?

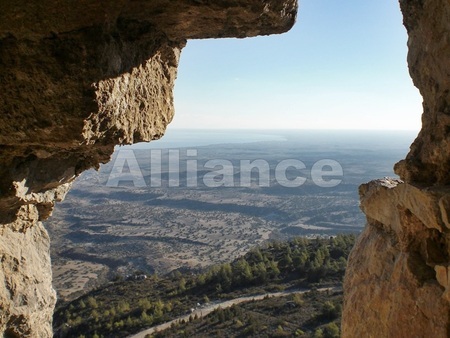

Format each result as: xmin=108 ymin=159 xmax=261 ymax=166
xmin=394 ymin=0 xmax=450 ymax=185
xmin=343 ymin=179 xmax=450 ymax=337
xmin=0 ymin=206 xmax=55 ymax=338
xmin=2 ymin=0 xmax=449 ymax=336
xmin=343 ymin=1 xmax=450 ymax=336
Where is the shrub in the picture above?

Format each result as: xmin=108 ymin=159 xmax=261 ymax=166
xmin=323 ymin=322 xmax=340 ymax=338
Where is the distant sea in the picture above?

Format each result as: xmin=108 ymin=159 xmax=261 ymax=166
xmin=122 ymin=129 xmax=418 ymax=151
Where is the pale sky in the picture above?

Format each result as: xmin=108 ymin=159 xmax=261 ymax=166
xmin=171 ymin=0 xmax=423 ymax=131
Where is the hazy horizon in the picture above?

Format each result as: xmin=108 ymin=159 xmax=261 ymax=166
xmin=123 ymin=128 xmax=417 ymax=152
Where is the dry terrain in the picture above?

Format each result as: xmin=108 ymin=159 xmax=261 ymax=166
xmin=46 ymin=131 xmax=412 ymax=300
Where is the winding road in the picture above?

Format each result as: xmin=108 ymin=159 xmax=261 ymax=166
xmin=128 ymin=286 xmax=338 ymax=338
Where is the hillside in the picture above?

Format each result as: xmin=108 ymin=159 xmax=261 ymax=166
xmin=149 ymin=289 xmax=343 ymax=338
xmin=46 ymin=131 xmax=413 ymax=301
xmin=53 ymin=234 xmax=355 ymax=338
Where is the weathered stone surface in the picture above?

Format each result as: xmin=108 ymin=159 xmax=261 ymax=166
xmin=343 ymin=1 xmax=450 ymax=336
xmin=2 ymin=0 xmax=448 ymax=336
xmin=0 ymin=27 xmax=182 ymax=147
xmin=343 ymin=179 xmax=450 ymax=337
xmin=0 ymin=1 xmax=297 ymax=336
xmin=0 ymin=206 xmax=56 ymax=338
xmin=394 ymin=0 xmax=450 ymax=185
xmin=0 ymin=1 xmax=297 ymax=41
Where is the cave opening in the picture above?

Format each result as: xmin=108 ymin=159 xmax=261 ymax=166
xmin=5 ymin=0 xmax=448 ymax=336
xmin=45 ymin=0 xmax=422 ymax=302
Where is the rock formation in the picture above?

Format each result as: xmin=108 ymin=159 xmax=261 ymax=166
xmin=1 ymin=0 xmax=449 ymax=336
xmin=342 ymin=0 xmax=450 ymax=337
xmin=0 ymin=1 xmax=297 ymax=336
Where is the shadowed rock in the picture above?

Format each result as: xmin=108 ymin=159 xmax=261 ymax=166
xmin=342 ymin=1 xmax=450 ymax=336
xmin=0 ymin=1 xmax=297 ymax=336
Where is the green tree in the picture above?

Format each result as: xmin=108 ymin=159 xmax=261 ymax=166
xmin=253 ymin=262 xmax=268 ymax=283
xmin=117 ymin=300 xmax=130 ymax=314
xmin=218 ymin=263 xmax=233 ymax=290
xmin=295 ymin=329 xmax=305 ymax=336
xmin=126 ymin=316 xmax=133 ymax=327
xmin=321 ymin=301 xmax=338 ymax=320
xmin=87 ymin=296 xmax=98 ymax=309
xmin=138 ymin=298 xmax=152 ymax=311
xmin=233 ymin=259 xmax=253 ymax=285
xmin=140 ymin=311 xmax=154 ymax=326
xmin=216 ymin=283 xmax=223 ymax=293
xmin=323 ymin=322 xmax=340 ymax=338
xmin=267 ymin=260 xmax=280 ymax=277
xmin=293 ymin=251 xmax=309 ymax=271
xmin=250 ymin=247 xmax=264 ymax=262
xmin=91 ymin=309 xmax=99 ymax=322
xmin=179 ymin=277 xmax=186 ymax=292
xmin=154 ymin=300 xmax=164 ymax=319
xmin=279 ymin=253 xmax=293 ymax=270
xmin=197 ymin=274 xmax=206 ymax=285
xmin=113 ymin=320 xmax=124 ymax=329
xmin=165 ymin=301 xmax=173 ymax=312
xmin=314 ymin=328 xmax=324 ymax=338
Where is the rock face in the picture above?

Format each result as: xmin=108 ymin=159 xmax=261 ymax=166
xmin=342 ymin=1 xmax=450 ymax=337
xmin=342 ymin=179 xmax=450 ymax=337
xmin=1 ymin=0 xmax=449 ymax=336
xmin=0 ymin=1 xmax=297 ymax=336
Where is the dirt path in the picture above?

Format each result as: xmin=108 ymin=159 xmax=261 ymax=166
xmin=128 ymin=287 xmax=337 ymax=338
